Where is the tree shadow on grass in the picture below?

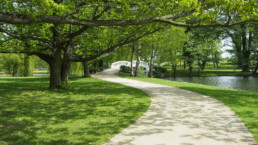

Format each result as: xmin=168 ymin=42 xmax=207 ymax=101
xmin=0 ymin=77 xmax=150 ymax=145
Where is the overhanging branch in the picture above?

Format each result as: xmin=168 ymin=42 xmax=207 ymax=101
xmin=0 ymin=26 xmax=50 ymax=43
xmin=69 ymin=27 xmax=162 ymax=62
xmin=1 ymin=12 xmax=257 ymax=28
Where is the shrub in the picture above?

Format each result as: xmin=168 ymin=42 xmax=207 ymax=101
xmin=139 ymin=66 xmax=147 ymax=77
xmin=120 ymin=65 xmax=131 ymax=73
xmin=153 ymin=66 xmax=169 ymax=78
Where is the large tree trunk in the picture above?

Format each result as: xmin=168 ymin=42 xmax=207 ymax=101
xmin=130 ymin=44 xmax=135 ymax=76
xmin=83 ymin=61 xmax=90 ymax=77
xmin=149 ymin=44 xmax=155 ymax=78
xmin=49 ymin=50 xmax=62 ymax=89
xmin=49 ymin=62 xmax=62 ymax=89
xmin=135 ymin=41 xmax=141 ymax=77
xmin=61 ymin=61 xmax=71 ymax=83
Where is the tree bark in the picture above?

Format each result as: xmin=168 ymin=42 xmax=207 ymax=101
xmin=149 ymin=44 xmax=155 ymax=78
xmin=83 ymin=61 xmax=90 ymax=77
xmin=99 ymin=60 xmax=104 ymax=71
xmin=241 ymin=24 xmax=250 ymax=72
xmin=61 ymin=61 xmax=71 ymax=83
xmin=135 ymin=41 xmax=141 ymax=77
xmin=49 ymin=62 xmax=62 ymax=89
xmin=172 ymin=64 xmax=177 ymax=78
xmin=49 ymin=50 xmax=62 ymax=89
xmin=130 ymin=43 xmax=135 ymax=76
xmin=225 ymin=29 xmax=242 ymax=69
xmin=93 ymin=60 xmax=97 ymax=73
xmin=188 ymin=60 xmax=193 ymax=77
xmin=201 ymin=60 xmax=206 ymax=70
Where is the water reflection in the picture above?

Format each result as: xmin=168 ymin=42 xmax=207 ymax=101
xmin=165 ymin=76 xmax=258 ymax=93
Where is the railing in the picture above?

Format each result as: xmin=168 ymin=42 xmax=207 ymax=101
xmin=111 ymin=61 xmax=149 ymax=72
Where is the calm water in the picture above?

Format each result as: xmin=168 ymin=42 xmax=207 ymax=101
xmin=165 ymin=76 xmax=258 ymax=93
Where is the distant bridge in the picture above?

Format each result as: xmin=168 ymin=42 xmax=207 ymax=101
xmin=111 ymin=61 xmax=149 ymax=72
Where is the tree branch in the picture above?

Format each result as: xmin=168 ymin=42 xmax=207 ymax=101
xmin=0 ymin=26 xmax=50 ymax=43
xmin=69 ymin=27 xmax=162 ymax=62
xmin=68 ymin=6 xmax=111 ymax=39
xmin=154 ymin=18 xmax=257 ymax=28
xmin=1 ymin=12 xmax=257 ymax=28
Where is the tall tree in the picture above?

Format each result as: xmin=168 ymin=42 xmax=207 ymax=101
xmin=83 ymin=61 xmax=90 ymax=77
xmin=149 ymin=44 xmax=155 ymax=78
xmin=224 ymin=24 xmax=257 ymax=72
xmin=0 ymin=0 xmax=257 ymax=88
xmin=130 ymin=43 xmax=135 ymax=77
xmin=135 ymin=41 xmax=141 ymax=77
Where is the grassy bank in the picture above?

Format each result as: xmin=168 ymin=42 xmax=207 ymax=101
xmin=159 ymin=64 xmax=252 ymax=77
xmin=119 ymin=72 xmax=258 ymax=142
xmin=173 ymin=69 xmax=252 ymax=77
xmin=0 ymin=77 xmax=150 ymax=145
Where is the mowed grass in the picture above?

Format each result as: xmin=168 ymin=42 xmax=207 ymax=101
xmin=172 ymin=70 xmax=252 ymax=77
xmin=119 ymin=72 xmax=258 ymax=142
xmin=33 ymin=70 xmax=49 ymax=74
xmin=0 ymin=77 xmax=150 ymax=145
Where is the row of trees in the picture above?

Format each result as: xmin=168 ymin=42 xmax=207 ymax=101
xmin=225 ymin=24 xmax=258 ymax=73
xmin=0 ymin=53 xmax=34 ymax=77
xmin=0 ymin=0 xmax=257 ymax=88
xmin=109 ymin=24 xmax=257 ymax=78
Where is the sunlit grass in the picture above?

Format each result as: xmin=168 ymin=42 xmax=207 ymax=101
xmin=119 ymin=72 xmax=258 ymax=143
xmin=0 ymin=77 xmax=150 ymax=145
xmin=172 ymin=70 xmax=252 ymax=77
xmin=33 ymin=70 xmax=49 ymax=74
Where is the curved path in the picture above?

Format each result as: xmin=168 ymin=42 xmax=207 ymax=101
xmin=92 ymin=69 xmax=255 ymax=145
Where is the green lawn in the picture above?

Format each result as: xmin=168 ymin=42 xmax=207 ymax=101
xmin=0 ymin=77 xmax=150 ymax=145
xmin=168 ymin=70 xmax=252 ymax=77
xmin=161 ymin=64 xmax=251 ymax=77
xmin=176 ymin=70 xmax=251 ymax=77
xmin=33 ymin=70 xmax=49 ymax=74
xmin=119 ymin=72 xmax=258 ymax=142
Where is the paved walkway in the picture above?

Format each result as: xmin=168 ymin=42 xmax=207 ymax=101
xmin=92 ymin=69 xmax=256 ymax=145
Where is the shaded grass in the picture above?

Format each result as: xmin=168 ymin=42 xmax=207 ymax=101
xmin=119 ymin=72 xmax=258 ymax=143
xmin=0 ymin=77 xmax=150 ymax=145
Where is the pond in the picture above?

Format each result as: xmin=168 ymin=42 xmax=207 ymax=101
xmin=165 ymin=76 xmax=258 ymax=93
